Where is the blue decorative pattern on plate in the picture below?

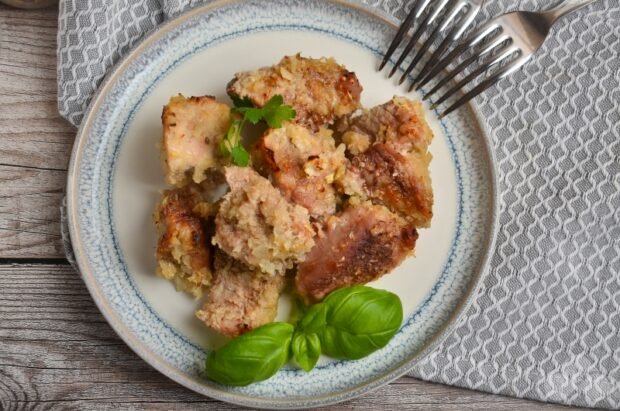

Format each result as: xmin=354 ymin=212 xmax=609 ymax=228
xmin=67 ymin=0 xmax=498 ymax=408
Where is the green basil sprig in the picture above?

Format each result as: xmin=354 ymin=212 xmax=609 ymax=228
xmin=203 ymin=286 xmax=402 ymax=386
xmin=205 ymin=322 xmax=293 ymax=386
xmin=291 ymin=330 xmax=321 ymax=372
xmin=317 ymin=286 xmax=403 ymax=360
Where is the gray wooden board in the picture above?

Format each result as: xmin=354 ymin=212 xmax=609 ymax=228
xmin=0 ymin=264 xmax=583 ymax=410
xmin=0 ymin=5 xmax=591 ymax=411
xmin=0 ymin=5 xmax=74 ymax=258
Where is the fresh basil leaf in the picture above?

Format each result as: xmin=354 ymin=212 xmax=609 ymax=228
xmin=232 ymin=95 xmax=254 ymax=108
xmin=318 ymin=286 xmax=403 ymax=360
xmin=231 ymin=145 xmax=250 ymax=167
xmin=205 ymin=322 xmax=294 ymax=386
xmin=299 ymin=303 xmax=327 ymax=333
xmin=291 ymin=331 xmax=321 ymax=372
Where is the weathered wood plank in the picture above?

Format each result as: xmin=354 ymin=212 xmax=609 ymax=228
xmin=0 ymin=264 xmax=582 ymax=410
xmin=0 ymin=5 xmax=74 ymax=258
xmin=0 ymin=165 xmax=65 ymax=257
xmin=0 ymin=5 xmax=74 ymax=170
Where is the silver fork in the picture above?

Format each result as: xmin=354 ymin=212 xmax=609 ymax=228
xmin=416 ymin=0 xmax=599 ymax=118
xmin=380 ymin=0 xmax=483 ymax=83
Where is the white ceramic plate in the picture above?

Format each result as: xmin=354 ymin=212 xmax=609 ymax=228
xmin=67 ymin=0 xmax=498 ymax=408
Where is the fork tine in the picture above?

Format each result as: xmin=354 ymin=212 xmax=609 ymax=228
xmin=411 ymin=3 xmax=478 ymax=88
xmin=379 ymin=0 xmax=424 ymax=71
xmin=409 ymin=19 xmax=460 ymax=89
xmin=439 ymin=54 xmax=530 ymax=118
xmin=398 ymin=0 xmax=465 ymax=85
xmin=398 ymin=21 xmax=445 ymax=85
xmin=388 ymin=2 xmax=437 ymax=78
xmin=423 ymin=34 xmax=512 ymax=99
xmin=425 ymin=0 xmax=454 ymax=25
xmin=414 ymin=21 xmax=499 ymax=90
xmin=430 ymin=45 xmax=519 ymax=109
xmin=423 ymin=53 xmax=481 ymax=100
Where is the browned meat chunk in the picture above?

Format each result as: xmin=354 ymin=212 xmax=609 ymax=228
xmin=154 ymin=188 xmax=213 ymax=298
xmin=337 ymin=97 xmax=433 ymax=155
xmin=162 ymin=95 xmax=231 ymax=186
xmin=213 ymin=166 xmax=315 ymax=276
xmin=336 ymin=97 xmax=434 ymax=227
xmin=196 ymin=251 xmax=286 ymax=338
xmin=227 ymin=54 xmax=362 ymax=130
xmin=338 ymin=143 xmax=433 ymax=228
xmin=256 ymin=123 xmax=347 ymax=218
xmin=295 ymin=202 xmax=418 ymax=302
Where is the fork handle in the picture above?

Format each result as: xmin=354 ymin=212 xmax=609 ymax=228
xmin=544 ymin=0 xmax=598 ymax=25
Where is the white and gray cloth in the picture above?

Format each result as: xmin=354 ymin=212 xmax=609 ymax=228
xmin=57 ymin=0 xmax=620 ymax=408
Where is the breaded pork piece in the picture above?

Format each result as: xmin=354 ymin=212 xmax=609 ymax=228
xmin=338 ymin=143 xmax=433 ymax=228
xmin=227 ymin=54 xmax=362 ymax=130
xmin=162 ymin=95 xmax=231 ymax=186
xmin=154 ymin=188 xmax=213 ymax=298
xmin=295 ymin=202 xmax=418 ymax=302
xmin=337 ymin=97 xmax=433 ymax=155
xmin=196 ymin=251 xmax=286 ymax=338
xmin=256 ymin=123 xmax=347 ymax=219
xmin=336 ymin=97 xmax=434 ymax=227
xmin=213 ymin=166 xmax=315 ymax=276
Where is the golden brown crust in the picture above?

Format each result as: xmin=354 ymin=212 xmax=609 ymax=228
xmin=338 ymin=143 xmax=433 ymax=228
xmin=338 ymin=97 xmax=433 ymax=155
xmin=256 ymin=123 xmax=347 ymax=219
xmin=295 ymin=202 xmax=418 ymax=302
xmin=213 ymin=166 xmax=315 ymax=276
xmin=227 ymin=54 xmax=362 ymax=130
xmin=196 ymin=251 xmax=286 ymax=338
xmin=155 ymin=60 xmax=436 ymax=336
xmin=336 ymin=97 xmax=434 ymax=227
xmin=154 ymin=188 xmax=213 ymax=298
xmin=336 ymin=71 xmax=363 ymax=105
xmin=162 ymin=95 xmax=231 ymax=186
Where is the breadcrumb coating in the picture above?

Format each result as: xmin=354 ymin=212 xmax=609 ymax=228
xmin=296 ymin=201 xmax=418 ymax=302
xmin=336 ymin=97 xmax=434 ymax=227
xmin=154 ymin=188 xmax=213 ymax=298
xmin=162 ymin=95 xmax=231 ymax=186
xmin=228 ymin=54 xmax=362 ymax=130
xmin=196 ymin=251 xmax=286 ymax=337
xmin=257 ymin=123 xmax=347 ymax=219
xmin=213 ymin=166 xmax=315 ymax=276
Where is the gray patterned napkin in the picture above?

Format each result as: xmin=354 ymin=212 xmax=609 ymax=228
xmin=57 ymin=0 xmax=620 ymax=408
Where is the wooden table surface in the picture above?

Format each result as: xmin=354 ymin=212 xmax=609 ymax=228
xmin=0 ymin=5 xmax=591 ymax=410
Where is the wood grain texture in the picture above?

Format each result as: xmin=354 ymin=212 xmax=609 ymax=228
xmin=0 ymin=5 xmax=590 ymax=411
xmin=0 ymin=264 xmax=582 ymax=411
xmin=0 ymin=4 xmax=74 ymax=258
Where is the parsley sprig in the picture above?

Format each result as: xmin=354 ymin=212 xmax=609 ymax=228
xmin=220 ymin=95 xmax=296 ymax=166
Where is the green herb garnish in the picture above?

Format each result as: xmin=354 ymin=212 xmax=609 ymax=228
xmin=204 ymin=322 xmax=294 ymax=386
xmin=203 ymin=285 xmax=403 ymax=386
xmin=313 ymin=286 xmax=403 ymax=361
xmin=220 ymin=95 xmax=296 ymax=167
xmin=291 ymin=330 xmax=321 ymax=372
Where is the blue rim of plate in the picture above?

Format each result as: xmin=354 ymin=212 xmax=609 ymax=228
xmin=66 ymin=0 xmax=499 ymax=408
